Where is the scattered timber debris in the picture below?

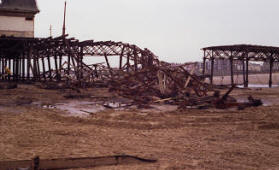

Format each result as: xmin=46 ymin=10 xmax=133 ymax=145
xmin=0 ymin=155 xmax=157 ymax=170
xmin=108 ymin=63 xmax=210 ymax=107
xmin=0 ymin=35 xmax=263 ymax=110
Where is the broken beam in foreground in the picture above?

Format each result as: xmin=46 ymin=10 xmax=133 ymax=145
xmin=0 ymin=155 xmax=157 ymax=170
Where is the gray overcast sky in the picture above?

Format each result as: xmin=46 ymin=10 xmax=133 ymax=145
xmin=35 ymin=0 xmax=279 ymax=63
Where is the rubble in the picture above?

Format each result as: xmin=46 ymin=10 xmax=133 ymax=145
xmin=0 ymin=35 xmax=263 ymax=110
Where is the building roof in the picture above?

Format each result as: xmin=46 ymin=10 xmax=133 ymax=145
xmin=202 ymin=44 xmax=279 ymax=62
xmin=0 ymin=0 xmax=39 ymax=14
xmin=202 ymin=44 xmax=279 ymax=54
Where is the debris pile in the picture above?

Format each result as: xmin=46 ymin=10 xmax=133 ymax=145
xmin=0 ymin=35 xmax=262 ymax=110
xmin=107 ymin=64 xmax=262 ymax=110
xmin=108 ymin=63 xmax=210 ymax=106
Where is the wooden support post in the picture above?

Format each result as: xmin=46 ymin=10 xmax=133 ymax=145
xmin=71 ymin=55 xmax=76 ymax=68
xmin=17 ymin=57 xmax=21 ymax=81
xmin=242 ymin=58 xmax=245 ymax=86
xmin=0 ymin=57 xmax=2 ymax=77
xmin=8 ymin=59 xmax=11 ymax=81
xmin=269 ymin=56 xmax=274 ymax=88
xmin=245 ymin=58 xmax=249 ymax=88
xmin=33 ymin=55 xmax=37 ymax=80
xmin=42 ymin=57 xmax=46 ymax=81
xmin=76 ymin=46 xmax=84 ymax=81
xmin=230 ymin=54 xmax=234 ymax=86
xmin=210 ymin=57 xmax=214 ymax=85
xmin=5 ymin=59 xmax=8 ymax=80
xmin=119 ymin=47 xmax=125 ymax=69
xmin=1 ymin=58 xmax=4 ymax=80
xmin=104 ymin=53 xmax=113 ymax=76
xmin=80 ymin=47 xmax=84 ymax=80
xmin=59 ymin=54 xmax=62 ymax=70
xmin=13 ymin=59 xmax=16 ymax=81
xmin=16 ymin=57 xmax=19 ymax=80
xmin=76 ymin=52 xmax=80 ymax=81
xmin=127 ymin=53 xmax=130 ymax=72
xmin=3 ymin=59 xmax=6 ymax=80
xmin=36 ymin=56 xmax=41 ymax=81
xmin=27 ymin=49 xmax=31 ymax=81
xmin=47 ymin=54 xmax=52 ymax=80
xmin=19 ymin=56 xmax=22 ymax=80
xmin=22 ymin=55 xmax=25 ymax=81
xmin=54 ymin=53 xmax=59 ymax=81
xmin=0 ymin=57 xmax=2 ymax=76
xmin=80 ymin=56 xmax=84 ymax=80
xmin=94 ymin=65 xmax=98 ymax=78
xmin=202 ymin=55 xmax=206 ymax=76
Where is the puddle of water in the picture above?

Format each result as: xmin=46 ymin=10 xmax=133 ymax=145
xmin=141 ymin=104 xmax=178 ymax=113
xmin=47 ymin=101 xmax=106 ymax=117
xmin=236 ymin=97 xmax=274 ymax=106
xmin=41 ymin=98 xmax=134 ymax=117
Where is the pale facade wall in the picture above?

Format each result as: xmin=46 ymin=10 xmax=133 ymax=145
xmin=0 ymin=15 xmax=34 ymax=37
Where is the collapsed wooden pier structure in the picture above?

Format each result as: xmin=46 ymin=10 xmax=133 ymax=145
xmin=202 ymin=45 xmax=279 ymax=87
xmin=0 ymin=35 xmax=158 ymax=85
xmin=0 ymin=35 xmax=268 ymax=109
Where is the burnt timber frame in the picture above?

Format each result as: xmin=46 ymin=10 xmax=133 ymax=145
xmin=202 ymin=45 xmax=279 ymax=88
xmin=0 ymin=35 xmax=159 ymax=86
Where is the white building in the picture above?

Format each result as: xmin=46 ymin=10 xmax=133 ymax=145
xmin=0 ymin=0 xmax=39 ymax=38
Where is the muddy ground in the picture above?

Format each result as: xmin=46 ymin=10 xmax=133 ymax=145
xmin=0 ymin=84 xmax=279 ymax=170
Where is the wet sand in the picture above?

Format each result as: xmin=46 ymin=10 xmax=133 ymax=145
xmin=0 ymin=85 xmax=279 ymax=170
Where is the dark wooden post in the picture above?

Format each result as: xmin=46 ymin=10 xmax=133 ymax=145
xmin=59 ymin=54 xmax=62 ymax=70
xmin=41 ymin=58 xmax=46 ymax=81
xmin=54 ymin=53 xmax=59 ymax=81
xmin=16 ymin=58 xmax=19 ymax=81
xmin=8 ymin=58 xmax=11 ymax=80
xmin=245 ymin=57 xmax=249 ymax=88
xmin=242 ymin=58 xmax=245 ymax=86
xmin=127 ymin=53 xmax=130 ymax=72
xmin=104 ymin=53 xmax=113 ymax=76
xmin=119 ymin=47 xmax=125 ymax=69
xmin=19 ymin=56 xmax=22 ymax=80
xmin=0 ymin=57 xmax=2 ymax=76
xmin=47 ymin=54 xmax=52 ymax=80
xmin=269 ymin=55 xmax=274 ymax=88
xmin=17 ymin=57 xmax=20 ymax=81
xmin=13 ymin=58 xmax=16 ymax=81
xmin=230 ymin=52 xmax=234 ymax=86
xmin=27 ymin=48 xmax=31 ymax=81
xmin=1 ymin=58 xmax=4 ymax=80
xmin=210 ymin=51 xmax=214 ymax=85
xmin=202 ymin=50 xmax=206 ymax=76
xmin=22 ymin=54 xmax=25 ymax=81
xmin=79 ymin=46 xmax=84 ymax=80
xmin=36 ymin=56 xmax=41 ymax=81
